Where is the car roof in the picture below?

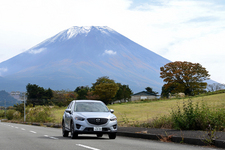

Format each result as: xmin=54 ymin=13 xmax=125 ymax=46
xmin=73 ymin=100 xmax=102 ymax=103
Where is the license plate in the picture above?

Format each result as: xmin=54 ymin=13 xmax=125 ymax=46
xmin=94 ymin=127 xmax=102 ymax=131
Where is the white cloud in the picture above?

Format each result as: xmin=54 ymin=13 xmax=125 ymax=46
xmin=28 ymin=48 xmax=46 ymax=54
xmin=103 ymin=50 xmax=117 ymax=56
xmin=0 ymin=67 xmax=8 ymax=76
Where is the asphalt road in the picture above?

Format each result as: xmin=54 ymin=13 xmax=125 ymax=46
xmin=0 ymin=122 xmax=220 ymax=150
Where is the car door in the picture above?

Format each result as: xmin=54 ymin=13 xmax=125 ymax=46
xmin=65 ymin=101 xmax=73 ymax=129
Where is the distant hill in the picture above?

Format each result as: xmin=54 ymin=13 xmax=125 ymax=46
xmin=0 ymin=26 xmax=214 ymax=93
xmin=0 ymin=90 xmax=21 ymax=107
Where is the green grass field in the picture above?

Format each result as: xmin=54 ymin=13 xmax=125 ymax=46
xmin=51 ymin=93 xmax=225 ymax=126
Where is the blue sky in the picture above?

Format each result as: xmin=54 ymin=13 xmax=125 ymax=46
xmin=0 ymin=0 xmax=225 ymax=84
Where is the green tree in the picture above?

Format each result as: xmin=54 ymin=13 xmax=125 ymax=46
xmin=92 ymin=76 xmax=112 ymax=90
xmin=93 ymin=77 xmax=119 ymax=104
xmin=161 ymin=85 xmax=175 ymax=98
xmin=13 ymin=103 xmax=24 ymax=117
xmin=114 ymin=83 xmax=133 ymax=102
xmin=26 ymin=83 xmax=53 ymax=106
xmin=74 ymin=86 xmax=90 ymax=100
xmin=160 ymin=61 xmax=210 ymax=96
xmin=145 ymin=87 xmax=158 ymax=95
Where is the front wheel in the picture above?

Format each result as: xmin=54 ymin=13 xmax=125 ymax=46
xmin=62 ymin=121 xmax=69 ymax=137
xmin=70 ymin=122 xmax=78 ymax=139
xmin=108 ymin=133 xmax=116 ymax=139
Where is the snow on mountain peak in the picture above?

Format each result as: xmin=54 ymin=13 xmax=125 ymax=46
xmin=66 ymin=26 xmax=91 ymax=39
xmin=48 ymin=26 xmax=115 ymax=43
xmin=67 ymin=26 xmax=115 ymax=38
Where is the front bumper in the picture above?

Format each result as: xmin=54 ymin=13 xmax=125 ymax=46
xmin=73 ymin=119 xmax=117 ymax=134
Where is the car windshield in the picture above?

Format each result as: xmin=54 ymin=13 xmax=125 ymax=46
xmin=74 ymin=102 xmax=109 ymax=112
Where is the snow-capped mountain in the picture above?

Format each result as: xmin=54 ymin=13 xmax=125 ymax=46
xmin=0 ymin=26 xmax=171 ymax=93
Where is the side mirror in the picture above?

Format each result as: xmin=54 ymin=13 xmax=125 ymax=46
xmin=110 ymin=109 xmax=114 ymax=113
xmin=65 ymin=109 xmax=72 ymax=114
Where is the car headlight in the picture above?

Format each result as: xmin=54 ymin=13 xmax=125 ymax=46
xmin=75 ymin=117 xmax=85 ymax=121
xmin=110 ymin=117 xmax=117 ymax=121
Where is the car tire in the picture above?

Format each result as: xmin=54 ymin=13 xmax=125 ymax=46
xmin=62 ymin=121 xmax=69 ymax=137
xmin=108 ymin=133 xmax=116 ymax=139
xmin=70 ymin=122 xmax=78 ymax=139
xmin=96 ymin=133 xmax=103 ymax=138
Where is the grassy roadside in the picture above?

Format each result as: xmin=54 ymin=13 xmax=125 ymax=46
xmin=50 ymin=93 xmax=225 ymax=127
xmin=51 ymin=106 xmax=66 ymax=124
xmin=2 ymin=92 xmax=224 ymax=130
xmin=109 ymin=93 xmax=225 ymax=124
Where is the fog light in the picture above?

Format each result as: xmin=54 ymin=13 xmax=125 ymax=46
xmin=113 ymin=124 xmax=117 ymax=129
xmin=76 ymin=124 xmax=81 ymax=129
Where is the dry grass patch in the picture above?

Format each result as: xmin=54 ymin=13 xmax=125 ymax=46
xmin=108 ymin=93 xmax=225 ymax=126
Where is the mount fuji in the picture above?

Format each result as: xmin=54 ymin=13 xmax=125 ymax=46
xmin=0 ymin=26 xmax=171 ymax=93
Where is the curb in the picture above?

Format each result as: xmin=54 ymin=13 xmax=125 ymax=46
xmin=117 ymin=131 xmax=225 ymax=149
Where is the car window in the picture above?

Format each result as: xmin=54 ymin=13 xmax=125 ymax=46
xmin=74 ymin=102 xmax=109 ymax=112
xmin=67 ymin=101 xmax=73 ymax=109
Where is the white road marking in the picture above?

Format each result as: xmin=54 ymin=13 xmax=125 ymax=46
xmin=21 ymin=128 xmax=25 ymax=130
xmin=30 ymin=131 xmax=36 ymax=134
xmin=76 ymin=144 xmax=100 ymax=150
xmin=44 ymin=135 xmax=58 ymax=140
xmin=49 ymin=137 xmax=58 ymax=140
xmin=15 ymin=127 xmax=18 ymax=129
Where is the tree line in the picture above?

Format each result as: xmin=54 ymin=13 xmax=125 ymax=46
xmin=25 ymin=76 xmax=133 ymax=107
xmin=15 ymin=61 xmax=223 ymax=107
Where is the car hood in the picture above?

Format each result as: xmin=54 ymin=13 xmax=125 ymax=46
xmin=75 ymin=112 xmax=116 ymax=119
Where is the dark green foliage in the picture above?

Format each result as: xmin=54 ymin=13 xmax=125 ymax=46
xmin=145 ymin=87 xmax=158 ymax=95
xmin=171 ymin=99 xmax=204 ymax=130
xmin=170 ymin=99 xmax=225 ymax=131
xmin=6 ymin=109 xmax=16 ymax=120
xmin=26 ymin=83 xmax=53 ymax=106
xmin=74 ymin=86 xmax=90 ymax=100
xmin=0 ymin=110 xmax=5 ymax=118
xmin=14 ymin=103 xmax=24 ymax=117
xmin=161 ymin=85 xmax=175 ymax=98
xmin=91 ymin=76 xmax=111 ymax=90
xmin=114 ymin=83 xmax=133 ymax=102
xmin=93 ymin=76 xmax=119 ymax=104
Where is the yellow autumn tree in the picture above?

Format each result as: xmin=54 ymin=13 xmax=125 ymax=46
xmin=160 ymin=61 xmax=210 ymax=96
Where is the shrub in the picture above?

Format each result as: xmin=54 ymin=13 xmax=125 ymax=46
xmin=0 ymin=110 xmax=5 ymax=118
xmin=170 ymin=99 xmax=225 ymax=131
xmin=139 ymin=99 xmax=225 ymax=131
xmin=13 ymin=111 xmax=22 ymax=120
xmin=6 ymin=109 xmax=16 ymax=120
xmin=14 ymin=103 xmax=24 ymax=117
xmin=26 ymin=106 xmax=54 ymax=123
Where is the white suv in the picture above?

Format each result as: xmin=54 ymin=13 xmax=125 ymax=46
xmin=62 ymin=100 xmax=117 ymax=139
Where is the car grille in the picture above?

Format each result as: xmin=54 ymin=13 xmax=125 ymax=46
xmin=87 ymin=118 xmax=108 ymax=125
xmin=84 ymin=127 xmax=110 ymax=132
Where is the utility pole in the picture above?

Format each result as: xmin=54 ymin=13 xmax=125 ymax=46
xmin=10 ymin=91 xmax=26 ymax=122
xmin=23 ymin=93 xmax=26 ymax=122
xmin=4 ymin=99 xmax=6 ymax=119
